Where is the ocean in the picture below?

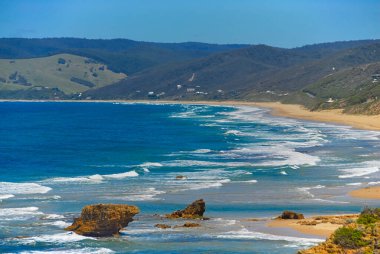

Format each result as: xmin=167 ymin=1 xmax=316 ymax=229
xmin=1 ymin=102 xmax=380 ymax=254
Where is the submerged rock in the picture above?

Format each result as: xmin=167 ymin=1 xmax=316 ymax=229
xmin=278 ymin=210 xmax=305 ymax=220
xmin=155 ymin=223 xmax=171 ymax=229
xmin=166 ymin=199 xmax=205 ymax=219
xmin=65 ymin=204 xmax=139 ymax=237
xmin=181 ymin=222 xmax=201 ymax=228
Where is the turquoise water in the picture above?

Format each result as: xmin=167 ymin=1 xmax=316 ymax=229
xmin=1 ymin=102 xmax=380 ymax=253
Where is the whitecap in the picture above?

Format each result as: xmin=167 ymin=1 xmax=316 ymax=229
xmin=139 ymin=162 xmax=163 ymax=168
xmin=0 ymin=182 xmax=52 ymax=195
xmin=48 ymin=170 xmax=138 ymax=183
xmin=42 ymin=214 xmax=65 ymax=219
xmin=19 ymin=248 xmax=114 ymax=254
xmin=103 ymin=170 xmax=139 ymax=179
xmin=0 ymin=194 xmax=15 ymax=200
xmin=118 ymin=187 xmax=166 ymax=201
xmin=280 ymin=171 xmax=288 ymax=175
xmin=0 ymin=206 xmax=44 ymax=220
xmin=192 ymin=149 xmax=212 ymax=154
xmin=224 ymin=130 xmax=244 ymax=136
xmin=346 ymin=182 xmax=362 ymax=186
xmin=339 ymin=166 xmax=379 ymax=178
xmin=18 ymin=232 xmax=95 ymax=244
xmin=49 ymin=175 xmax=104 ymax=183
xmin=43 ymin=220 xmax=71 ymax=228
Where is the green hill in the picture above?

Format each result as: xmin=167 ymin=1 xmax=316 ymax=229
xmin=0 ymin=53 xmax=126 ymax=97
xmin=298 ymin=62 xmax=380 ymax=114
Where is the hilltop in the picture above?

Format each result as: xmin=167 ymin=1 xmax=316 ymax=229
xmin=0 ymin=53 xmax=125 ymax=99
xmin=1 ymin=38 xmax=380 ymax=114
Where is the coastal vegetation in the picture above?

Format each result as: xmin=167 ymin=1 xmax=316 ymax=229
xmin=0 ymin=38 xmax=379 ymax=114
xmin=300 ymin=208 xmax=380 ymax=254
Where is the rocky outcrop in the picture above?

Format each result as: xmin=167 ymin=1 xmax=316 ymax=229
xmin=166 ymin=199 xmax=205 ymax=219
xmin=299 ymin=208 xmax=380 ymax=254
xmin=65 ymin=204 xmax=139 ymax=237
xmin=278 ymin=210 xmax=305 ymax=220
xmin=181 ymin=222 xmax=201 ymax=228
xmin=155 ymin=223 xmax=171 ymax=229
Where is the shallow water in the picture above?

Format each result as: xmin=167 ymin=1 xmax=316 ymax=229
xmin=1 ymin=102 xmax=380 ymax=253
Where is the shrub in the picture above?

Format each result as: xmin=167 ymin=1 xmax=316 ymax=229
xmin=358 ymin=208 xmax=380 ymax=225
xmin=333 ymin=227 xmax=368 ymax=249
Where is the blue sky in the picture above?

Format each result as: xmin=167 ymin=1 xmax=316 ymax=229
xmin=0 ymin=0 xmax=379 ymax=47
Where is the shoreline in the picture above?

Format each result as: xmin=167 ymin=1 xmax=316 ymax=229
xmin=349 ymin=186 xmax=380 ymax=199
xmin=1 ymin=99 xmax=380 ymax=131
xmin=266 ymin=214 xmax=358 ymax=238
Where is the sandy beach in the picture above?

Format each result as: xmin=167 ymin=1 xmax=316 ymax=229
xmin=1 ymin=99 xmax=380 ymax=131
xmin=266 ymin=214 xmax=358 ymax=238
xmin=349 ymin=186 xmax=380 ymax=199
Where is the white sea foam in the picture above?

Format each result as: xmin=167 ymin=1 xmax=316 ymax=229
xmin=346 ymin=182 xmax=362 ymax=186
xmin=139 ymin=162 xmax=163 ymax=168
xmin=213 ymin=218 xmax=237 ymax=226
xmin=368 ymin=181 xmax=380 ymax=185
xmin=48 ymin=170 xmax=138 ymax=183
xmin=44 ymin=220 xmax=71 ymax=228
xmin=192 ymin=149 xmax=212 ymax=154
xmin=163 ymin=160 xmax=253 ymax=168
xmin=297 ymin=185 xmax=325 ymax=198
xmin=339 ymin=166 xmax=379 ymax=178
xmin=49 ymin=174 xmax=104 ymax=183
xmin=42 ymin=214 xmax=65 ymax=219
xmin=19 ymin=248 xmax=114 ymax=254
xmin=234 ymin=180 xmax=258 ymax=184
xmin=103 ymin=170 xmax=139 ymax=179
xmin=223 ymin=145 xmax=320 ymax=167
xmin=215 ymin=227 xmax=323 ymax=246
xmin=0 ymin=182 xmax=52 ymax=195
xmin=17 ymin=232 xmax=95 ymax=244
xmin=119 ymin=187 xmax=166 ymax=201
xmin=225 ymin=130 xmax=244 ymax=136
xmin=143 ymin=167 xmax=150 ymax=172
xmin=0 ymin=194 xmax=15 ymax=200
xmin=280 ymin=171 xmax=288 ymax=175
xmin=0 ymin=206 xmax=44 ymax=220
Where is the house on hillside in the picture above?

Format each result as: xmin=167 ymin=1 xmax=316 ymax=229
xmin=372 ymin=74 xmax=380 ymax=83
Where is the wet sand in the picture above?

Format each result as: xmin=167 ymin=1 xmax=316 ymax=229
xmin=349 ymin=186 xmax=380 ymax=199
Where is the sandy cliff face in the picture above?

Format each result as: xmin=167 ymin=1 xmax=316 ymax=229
xmin=65 ymin=204 xmax=140 ymax=237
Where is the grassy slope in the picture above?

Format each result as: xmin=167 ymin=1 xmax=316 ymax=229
xmin=85 ymin=41 xmax=380 ymax=102
xmin=0 ymin=38 xmax=247 ymax=75
xmin=0 ymin=53 xmax=126 ymax=94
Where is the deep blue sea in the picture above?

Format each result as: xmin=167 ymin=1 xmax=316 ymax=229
xmin=1 ymin=102 xmax=380 ymax=254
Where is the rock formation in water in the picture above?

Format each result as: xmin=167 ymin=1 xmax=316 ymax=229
xmin=65 ymin=204 xmax=139 ymax=237
xmin=278 ymin=210 xmax=305 ymax=220
xmin=155 ymin=223 xmax=171 ymax=229
xmin=166 ymin=199 xmax=205 ymax=219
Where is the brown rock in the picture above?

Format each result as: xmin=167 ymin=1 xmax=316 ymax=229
xmin=175 ymin=175 xmax=187 ymax=180
xmin=155 ymin=223 xmax=171 ymax=229
xmin=182 ymin=222 xmax=201 ymax=228
xmin=278 ymin=210 xmax=305 ymax=220
xmin=166 ymin=199 xmax=206 ymax=219
xmin=65 ymin=204 xmax=139 ymax=237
